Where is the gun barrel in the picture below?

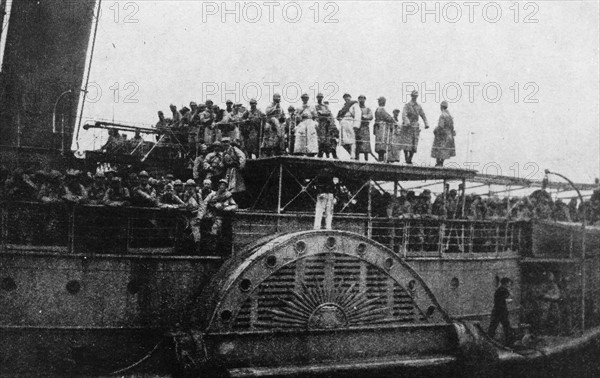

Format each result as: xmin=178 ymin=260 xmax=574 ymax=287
xmin=83 ymin=121 xmax=160 ymax=134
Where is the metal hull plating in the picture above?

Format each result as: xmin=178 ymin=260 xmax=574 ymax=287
xmin=1 ymin=201 xmax=599 ymax=375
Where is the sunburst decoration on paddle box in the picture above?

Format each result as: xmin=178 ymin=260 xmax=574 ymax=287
xmin=269 ymin=280 xmax=387 ymax=330
xmin=231 ymin=253 xmax=429 ymax=331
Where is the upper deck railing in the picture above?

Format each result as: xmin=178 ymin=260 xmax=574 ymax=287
xmin=0 ymin=201 xmax=530 ymax=258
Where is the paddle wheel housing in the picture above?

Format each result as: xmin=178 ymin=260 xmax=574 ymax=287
xmin=190 ymin=230 xmax=480 ymax=375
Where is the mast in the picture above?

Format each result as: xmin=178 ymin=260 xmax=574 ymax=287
xmin=75 ymin=0 xmax=102 ymax=152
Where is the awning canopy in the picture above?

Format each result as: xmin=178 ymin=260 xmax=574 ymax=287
xmin=247 ymin=156 xmax=477 ymax=182
xmin=471 ymin=173 xmax=597 ymax=192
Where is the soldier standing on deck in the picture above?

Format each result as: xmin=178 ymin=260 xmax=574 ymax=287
xmin=285 ymin=106 xmax=297 ymax=154
xmin=264 ymin=93 xmax=286 ymax=155
xmin=199 ymin=101 xmax=216 ymax=145
xmin=337 ymin=93 xmax=361 ymax=158
xmin=355 ymin=95 xmax=373 ymax=161
xmin=400 ymin=90 xmax=429 ymax=164
xmin=373 ymin=97 xmax=397 ymax=162
xmin=242 ymin=99 xmax=264 ymax=159
xmin=431 ymin=101 xmax=456 ymax=167
xmin=315 ymin=93 xmax=338 ymax=159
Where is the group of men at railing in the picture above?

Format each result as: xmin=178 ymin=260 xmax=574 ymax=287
xmin=0 ymin=167 xmax=239 ymax=254
xmin=381 ymin=185 xmax=600 ymax=224
xmin=2 ymin=165 xmax=599 ymax=224
xmin=151 ymin=90 xmax=456 ymax=166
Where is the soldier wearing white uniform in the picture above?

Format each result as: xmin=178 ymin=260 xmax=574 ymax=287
xmin=337 ymin=93 xmax=361 ymax=159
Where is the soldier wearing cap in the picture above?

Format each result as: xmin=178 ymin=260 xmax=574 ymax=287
xmin=186 ymin=101 xmax=202 ymax=153
xmin=337 ymin=93 xmax=361 ymax=158
xmin=173 ymin=179 xmax=185 ymax=199
xmin=355 ymin=95 xmax=373 ymax=161
xmin=182 ymin=179 xmax=200 ymax=210
xmin=38 ymin=170 xmax=63 ymax=204
xmin=88 ymin=172 xmax=107 ymax=204
xmin=414 ymin=189 xmax=433 ymax=216
xmin=373 ymin=97 xmax=399 ymax=162
xmin=243 ymin=98 xmax=267 ymax=159
xmin=262 ymin=99 xmax=285 ymax=157
xmin=197 ymin=101 xmax=214 ymax=145
xmin=296 ymin=93 xmax=317 ymax=121
xmin=264 ymin=94 xmax=285 ymax=151
xmin=62 ymin=169 xmax=89 ymax=204
xmin=131 ymin=170 xmax=158 ymax=207
xmin=284 ymin=106 xmax=297 ymax=154
xmin=203 ymin=140 xmax=226 ymax=181
xmin=169 ymin=104 xmax=182 ymax=126
xmin=431 ymin=100 xmax=456 ymax=167
xmin=192 ymin=144 xmax=209 ymax=182
xmin=164 ymin=173 xmax=175 ymax=185
xmin=224 ymin=99 xmax=234 ymax=117
xmin=241 ymin=98 xmax=262 ymax=158
xmin=203 ymin=178 xmax=238 ymax=255
xmin=186 ymin=101 xmax=198 ymax=124
xmin=399 ymin=90 xmax=429 ymax=164
xmin=100 ymin=128 xmax=124 ymax=155
xmin=217 ymin=102 xmax=242 ymax=144
xmin=200 ymin=178 xmax=214 ymax=200
xmin=103 ymin=177 xmax=131 ymax=207
xmin=156 ymin=110 xmax=169 ymax=130
xmin=179 ymin=106 xmax=191 ymax=127
xmin=221 ymin=137 xmax=247 ymax=195
xmin=293 ymin=93 xmax=318 ymax=156
xmin=315 ymin=93 xmax=338 ymax=159
xmin=181 ymin=178 xmax=206 ymax=252
xmin=159 ymin=183 xmax=184 ymax=208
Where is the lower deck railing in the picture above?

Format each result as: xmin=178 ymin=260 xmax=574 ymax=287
xmin=0 ymin=202 xmax=531 ymax=258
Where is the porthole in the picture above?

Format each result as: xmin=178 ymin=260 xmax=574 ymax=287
xmin=407 ymin=280 xmax=416 ymax=292
xmin=239 ymin=279 xmax=252 ymax=292
xmin=266 ymin=255 xmax=277 ymax=268
xmin=66 ymin=280 xmax=81 ymax=295
xmin=221 ymin=310 xmax=232 ymax=323
xmin=127 ymin=280 xmax=140 ymax=294
xmin=426 ymin=306 xmax=436 ymax=317
xmin=1 ymin=277 xmax=16 ymax=291
xmin=326 ymin=237 xmax=337 ymax=249
xmin=295 ymin=240 xmax=307 ymax=255
xmin=356 ymin=243 xmax=367 ymax=257
xmin=450 ymin=277 xmax=460 ymax=290
xmin=384 ymin=258 xmax=394 ymax=269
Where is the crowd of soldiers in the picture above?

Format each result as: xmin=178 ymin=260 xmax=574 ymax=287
xmin=152 ymin=90 xmax=456 ymax=166
xmin=2 ymin=166 xmax=600 ymax=225
xmin=0 ymin=167 xmax=238 ymax=254
xmin=380 ymin=185 xmax=600 ymax=224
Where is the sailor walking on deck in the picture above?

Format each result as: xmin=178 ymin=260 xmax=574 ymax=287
xmin=488 ymin=277 xmax=514 ymax=345
xmin=431 ymin=101 xmax=456 ymax=167
xmin=400 ymin=90 xmax=429 ymax=164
